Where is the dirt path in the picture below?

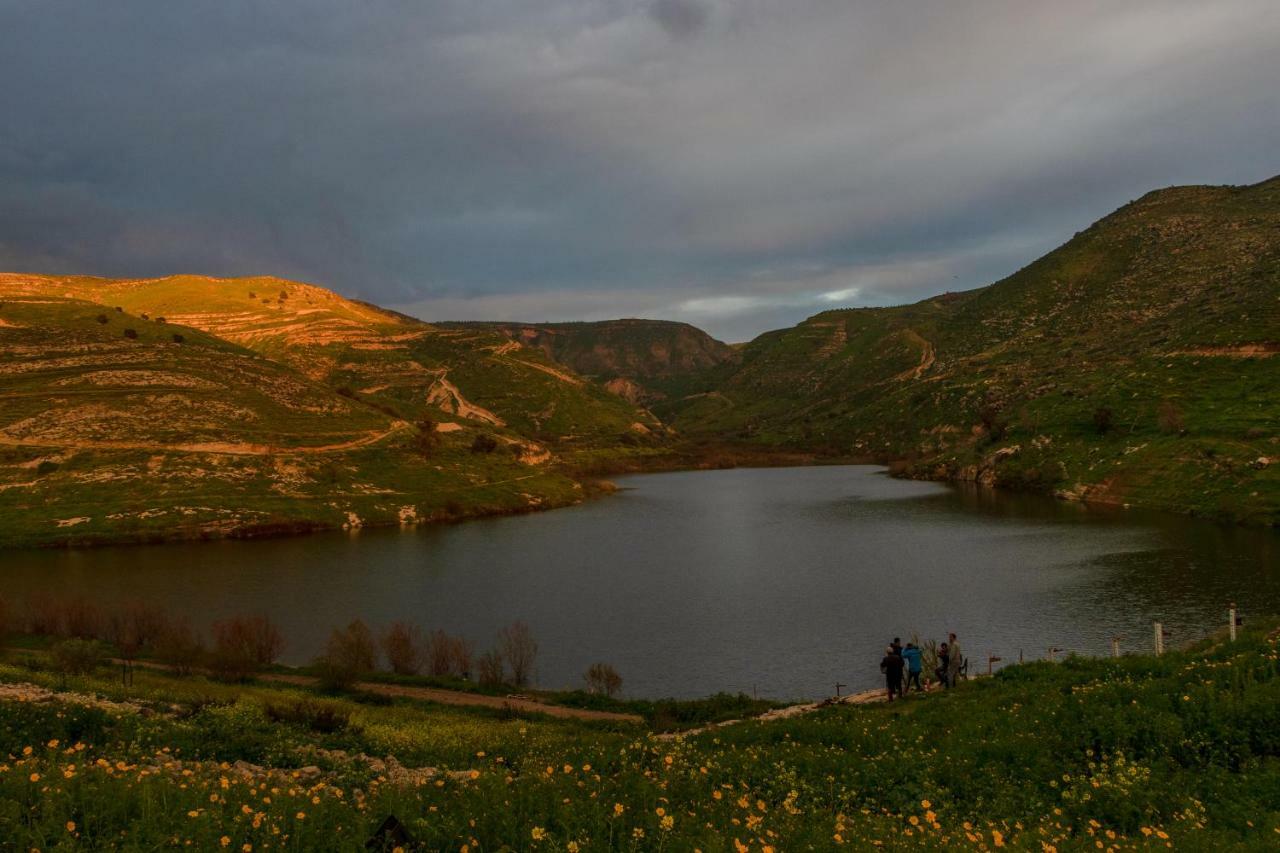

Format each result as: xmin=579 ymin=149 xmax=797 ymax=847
xmin=259 ymin=673 xmax=643 ymax=723
xmin=2 ymin=649 xmax=643 ymax=724
xmin=655 ymin=685 xmax=934 ymax=741
xmin=425 ymin=373 xmax=505 ymax=426
xmin=0 ymin=421 xmax=411 ymax=456
xmin=893 ymin=329 xmax=935 ymax=381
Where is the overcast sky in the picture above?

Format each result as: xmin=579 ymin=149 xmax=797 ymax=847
xmin=3 ymin=1 xmax=1278 ymax=340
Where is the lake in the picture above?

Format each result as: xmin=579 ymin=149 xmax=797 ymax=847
xmin=1 ymin=465 xmax=1276 ymax=699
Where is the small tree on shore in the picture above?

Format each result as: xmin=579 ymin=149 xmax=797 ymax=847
xmin=316 ymin=619 xmax=376 ymax=690
xmin=155 ymin=618 xmax=204 ymax=677
xmin=381 ymin=621 xmax=421 ymax=675
xmin=476 ymin=650 xmax=504 ymax=687
xmin=584 ymin=662 xmax=623 ymax=698
xmin=498 ymin=621 xmax=538 ymax=687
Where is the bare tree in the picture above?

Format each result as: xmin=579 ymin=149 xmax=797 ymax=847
xmin=155 ymin=618 xmax=204 ymax=677
xmin=381 ymin=621 xmax=421 ymax=675
xmin=498 ymin=621 xmax=538 ymax=687
xmin=476 ymin=649 xmax=504 ymax=687
xmin=317 ymin=619 xmax=377 ymax=690
xmin=584 ymin=662 xmax=623 ymax=698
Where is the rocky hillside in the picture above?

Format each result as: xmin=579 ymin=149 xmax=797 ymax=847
xmin=0 ymin=275 xmax=661 ymax=547
xmin=440 ymin=319 xmax=739 ymax=405
xmin=669 ymin=177 xmax=1280 ymax=524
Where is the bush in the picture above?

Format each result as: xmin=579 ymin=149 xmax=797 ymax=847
xmin=61 ymin=596 xmax=103 ymax=639
xmin=123 ymin=328 xmax=138 ymax=340
xmin=584 ymin=662 xmax=623 ymax=697
xmin=414 ymin=418 xmax=439 ymax=456
xmin=107 ymin=601 xmax=170 ymax=659
xmin=154 ymin=619 xmax=204 ymax=677
xmin=50 ymin=638 xmax=105 ymax=677
xmin=476 ymin=650 xmax=504 ymax=687
xmin=207 ymin=615 xmax=281 ymax=681
xmin=1092 ymin=406 xmax=1114 ymax=435
xmin=498 ymin=621 xmax=538 ymax=687
xmin=35 ymin=460 xmax=59 ymax=475
xmin=316 ymin=620 xmax=376 ymax=690
xmin=95 ymin=313 xmax=109 ymax=324
xmin=172 ymin=333 xmax=185 ymax=344
xmin=264 ymin=699 xmax=352 ymax=734
xmin=381 ymin=621 xmax=421 ymax=675
xmin=425 ymin=630 xmax=472 ymax=678
xmin=470 ymin=434 xmax=498 ymax=454
xmin=1158 ymin=400 xmax=1185 ymax=434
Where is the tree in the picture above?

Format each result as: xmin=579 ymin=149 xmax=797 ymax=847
xmin=381 ymin=621 xmax=421 ymax=675
xmin=978 ymin=404 xmax=1007 ymax=442
xmin=470 ymin=434 xmax=498 ymax=454
xmin=414 ymin=417 xmax=439 ymax=456
xmin=1158 ymin=400 xmax=1185 ymax=435
xmin=154 ymin=618 xmax=204 ymax=677
xmin=498 ymin=621 xmax=538 ymax=687
xmin=476 ymin=650 xmax=504 ymax=687
xmin=584 ymin=662 xmax=623 ymax=697
xmin=316 ymin=619 xmax=376 ymax=690
xmin=1092 ymin=407 xmax=1114 ymax=435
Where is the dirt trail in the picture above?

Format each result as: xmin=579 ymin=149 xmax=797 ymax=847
xmin=0 ymin=650 xmax=643 ymax=724
xmin=425 ymin=374 xmax=505 ymax=426
xmin=505 ymin=357 xmax=584 ymax=387
xmin=655 ymin=685 xmax=927 ymax=741
xmin=893 ymin=329 xmax=936 ymax=381
xmin=0 ymin=421 xmax=411 ymax=456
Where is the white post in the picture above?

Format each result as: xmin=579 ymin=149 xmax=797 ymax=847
xmin=1111 ymin=636 xmax=1120 ymax=658
xmin=1154 ymin=622 xmax=1164 ymax=656
xmin=1229 ymin=605 xmax=1237 ymax=642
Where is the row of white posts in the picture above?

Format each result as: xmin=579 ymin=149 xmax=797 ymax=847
xmin=1144 ymin=604 xmax=1238 ymax=658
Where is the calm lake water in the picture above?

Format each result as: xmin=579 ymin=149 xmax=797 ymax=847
xmin=1 ymin=466 xmax=1277 ymax=699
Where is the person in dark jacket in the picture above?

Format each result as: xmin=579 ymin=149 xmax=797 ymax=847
xmin=880 ymin=645 xmax=905 ymax=702
xmin=901 ymin=642 xmax=924 ymax=693
xmin=935 ymin=642 xmax=951 ymax=688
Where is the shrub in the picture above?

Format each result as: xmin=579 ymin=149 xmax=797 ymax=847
xmin=264 ymin=699 xmax=352 ymax=734
xmin=448 ymin=635 xmax=474 ymax=679
xmin=1158 ymin=400 xmax=1185 ymax=434
xmin=25 ymin=593 xmax=62 ymax=635
xmin=584 ymin=662 xmax=623 ymax=697
xmin=316 ymin=619 xmax=376 ymax=690
xmin=123 ymin=328 xmax=138 ymax=339
xmin=172 ymin=333 xmax=184 ymax=344
xmin=498 ymin=621 xmax=538 ymax=687
xmin=61 ymin=596 xmax=104 ymax=639
xmin=470 ymin=434 xmax=498 ymax=454
xmin=978 ymin=404 xmax=1007 ymax=442
xmin=95 ymin=314 xmax=109 ymax=324
xmin=35 ymin=460 xmax=59 ymax=475
xmin=207 ymin=615 xmax=283 ymax=680
xmin=414 ymin=418 xmax=439 ymax=456
xmin=476 ymin=650 xmax=504 ymax=687
xmin=107 ymin=600 xmax=170 ymax=656
xmin=381 ymin=621 xmax=421 ymax=675
xmin=1092 ymin=406 xmax=1114 ymax=435
xmin=50 ymin=638 xmax=105 ymax=677
xmin=154 ymin=618 xmax=204 ymax=676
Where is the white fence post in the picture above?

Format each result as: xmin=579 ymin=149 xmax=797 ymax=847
xmin=1229 ymin=604 xmax=1237 ymax=642
xmin=1154 ymin=622 xmax=1164 ymax=656
xmin=1111 ymin=636 xmax=1120 ymax=658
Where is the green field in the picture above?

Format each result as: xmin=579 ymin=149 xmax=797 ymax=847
xmin=2 ymin=621 xmax=1280 ymax=849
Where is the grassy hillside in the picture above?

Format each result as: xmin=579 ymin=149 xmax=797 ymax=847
xmin=441 ymin=319 xmax=740 ymax=406
xmin=2 ymin=620 xmax=1280 ymax=848
xmin=669 ymin=177 xmax=1280 ymax=524
xmin=0 ymin=278 xmax=647 ymax=548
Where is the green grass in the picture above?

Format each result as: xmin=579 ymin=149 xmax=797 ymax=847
xmin=3 ymin=626 xmax=1280 ymax=848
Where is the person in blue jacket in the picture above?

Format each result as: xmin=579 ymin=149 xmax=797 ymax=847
xmin=901 ymin=642 xmax=924 ymax=693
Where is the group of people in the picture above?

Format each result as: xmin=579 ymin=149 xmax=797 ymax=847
xmin=878 ymin=633 xmax=962 ymax=702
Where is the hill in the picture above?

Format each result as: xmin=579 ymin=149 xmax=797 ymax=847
xmin=668 ymin=177 xmax=1280 ymax=524
xmin=0 ymin=275 xmax=663 ymax=547
xmin=440 ymin=319 xmax=739 ymax=405
xmin=3 ymin=604 xmax=1280 ymax=849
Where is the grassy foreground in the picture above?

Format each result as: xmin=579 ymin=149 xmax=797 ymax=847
xmin=3 ymin=628 xmax=1280 ymax=849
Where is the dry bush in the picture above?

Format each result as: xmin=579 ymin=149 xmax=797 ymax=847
xmin=50 ymin=638 xmax=105 ymax=677
xmin=447 ymin=634 xmax=473 ymax=679
xmin=584 ymin=662 xmax=624 ymax=698
xmin=61 ymin=596 xmax=104 ymax=640
xmin=381 ymin=621 xmax=421 ymax=675
xmin=154 ymin=618 xmax=204 ymax=677
xmin=107 ymin=601 xmax=171 ymax=661
xmin=476 ymin=649 xmax=504 ymax=687
xmin=316 ymin=619 xmax=377 ymax=690
xmin=425 ymin=630 xmax=472 ymax=678
xmin=242 ymin=615 xmax=284 ymax=666
xmin=25 ymin=593 xmax=62 ymax=636
xmin=498 ymin=621 xmax=538 ymax=687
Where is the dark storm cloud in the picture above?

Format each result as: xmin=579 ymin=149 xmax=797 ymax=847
xmin=2 ymin=0 xmax=1278 ymax=340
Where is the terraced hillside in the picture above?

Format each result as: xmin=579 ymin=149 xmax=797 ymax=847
xmin=442 ymin=319 xmax=739 ymax=406
xmin=670 ymin=177 xmax=1280 ymax=523
xmin=0 ymin=276 xmax=659 ymax=548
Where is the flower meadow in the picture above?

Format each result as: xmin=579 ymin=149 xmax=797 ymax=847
xmin=3 ymin=628 xmax=1280 ymax=849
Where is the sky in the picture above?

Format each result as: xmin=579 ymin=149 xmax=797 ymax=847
xmin=2 ymin=1 xmax=1278 ymax=341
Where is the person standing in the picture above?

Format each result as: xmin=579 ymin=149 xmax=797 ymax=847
xmin=935 ymin=642 xmax=951 ymax=688
xmin=880 ymin=645 xmax=905 ymax=702
xmin=946 ymin=632 xmax=962 ymax=687
xmin=901 ymin=642 xmax=924 ymax=693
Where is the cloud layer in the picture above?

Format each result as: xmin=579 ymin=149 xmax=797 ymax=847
xmin=2 ymin=1 xmax=1277 ymax=340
